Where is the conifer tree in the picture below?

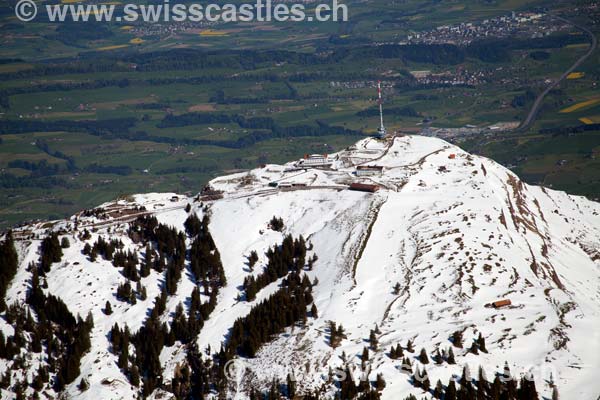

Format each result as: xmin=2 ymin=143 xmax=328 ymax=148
xmin=447 ymin=347 xmax=456 ymax=364
xmin=446 ymin=379 xmax=458 ymax=400
xmin=419 ymin=348 xmax=429 ymax=364
xmin=362 ymin=346 xmax=370 ymax=362
xmin=287 ymin=373 xmax=296 ymax=399
xmin=460 ymin=364 xmax=472 ymax=388
xmin=396 ymin=344 xmax=404 ymax=358
xmin=130 ymin=365 xmax=140 ymax=387
xmin=104 ymin=301 xmax=113 ymax=315
xmin=118 ymin=337 xmax=129 ymax=369
xmin=247 ymin=250 xmax=259 ymax=271
xmin=433 ymin=379 xmax=443 ymax=399
xmin=433 ymin=348 xmax=443 ymax=364
xmin=85 ymin=311 xmax=94 ymax=329
xmin=490 ymin=376 xmax=503 ymax=400
xmin=477 ymin=366 xmax=489 ymax=400
xmin=369 ymin=329 xmax=378 ymax=350
xmin=375 ymin=373 xmax=386 ymax=391
xmin=421 ymin=367 xmax=430 ymax=392
xmin=470 ymin=341 xmax=479 ymax=355
xmin=476 ymin=332 xmax=487 ymax=353
xmin=401 ymin=357 xmax=412 ymax=374
xmin=82 ymin=243 xmax=91 ymax=255
xmin=452 ymin=330 xmax=463 ymax=348
xmin=78 ymin=378 xmax=89 ymax=391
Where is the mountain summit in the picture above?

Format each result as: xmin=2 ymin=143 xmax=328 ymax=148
xmin=1 ymin=135 xmax=599 ymax=400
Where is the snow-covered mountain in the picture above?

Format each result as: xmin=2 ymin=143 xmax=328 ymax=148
xmin=1 ymin=135 xmax=599 ymax=400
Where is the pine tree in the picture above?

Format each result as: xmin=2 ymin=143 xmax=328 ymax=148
xmin=60 ymin=237 xmax=70 ymax=248
xmin=141 ymin=245 xmax=153 ymax=277
xmin=433 ymin=379 xmax=443 ymax=399
xmin=433 ymin=348 xmax=443 ymax=364
xmin=421 ymin=367 xmax=430 ymax=392
xmin=395 ymin=344 xmax=404 ymax=358
xmin=85 ymin=311 xmax=94 ymax=330
xmin=118 ymin=337 xmax=129 ymax=369
xmin=247 ymin=250 xmax=259 ymax=270
xmin=460 ymin=364 xmax=472 ymax=388
xmin=452 ymin=330 xmax=463 ymax=348
xmin=362 ymin=346 xmax=370 ymax=362
xmin=476 ymin=332 xmax=487 ymax=353
xmin=287 ymin=372 xmax=296 ymax=399
xmin=82 ymin=243 xmax=91 ymax=255
xmin=406 ymin=339 xmax=414 ymax=353
xmin=401 ymin=357 xmax=412 ymax=374
xmin=375 ymin=373 xmax=386 ymax=391
xmin=389 ymin=345 xmax=397 ymax=359
xmin=477 ymin=366 xmax=489 ymax=400
xmin=470 ymin=341 xmax=479 ymax=355
xmin=418 ymin=348 xmax=429 ymax=364
xmin=552 ymin=386 xmax=559 ymax=400
xmin=446 ymin=379 xmax=458 ymax=400
xmin=447 ymin=347 xmax=456 ymax=364
xmin=78 ymin=378 xmax=89 ymax=391
xmin=130 ymin=365 xmax=140 ymax=387
xmin=490 ymin=376 xmax=503 ymax=400
xmin=310 ymin=303 xmax=318 ymax=318
xmin=369 ymin=329 xmax=378 ymax=350
xmin=104 ymin=301 xmax=113 ymax=315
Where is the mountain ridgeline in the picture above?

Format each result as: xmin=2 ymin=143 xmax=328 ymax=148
xmin=0 ymin=135 xmax=599 ymax=399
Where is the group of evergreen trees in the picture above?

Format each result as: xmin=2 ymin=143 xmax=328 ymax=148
xmin=243 ymin=235 xmax=308 ymax=301
xmin=0 ymin=233 xmax=18 ymax=311
xmin=329 ymin=321 xmax=347 ymax=348
xmin=269 ymin=216 xmax=285 ymax=232
xmin=1 ymin=232 xmax=93 ymax=396
xmin=16 ymin=266 xmax=93 ymax=393
xmin=106 ymin=213 xmax=228 ymax=396
xmin=227 ymin=272 xmax=314 ymax=358
xmin=406 ymin=363 xmax=543 ymax=400
xmin=82 ymin=236 xmax=124 ymax=262
xmin=383 ymin=333 xmax=541 ymax=400
xmin=39 ymin=233 xmax=62 ymax=273
xmin=188 ymin=214 xmax=227 ymax=289
xmin=0 ymin=222 xmax=549 ymax=400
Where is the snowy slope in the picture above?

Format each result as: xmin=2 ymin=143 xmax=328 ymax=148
xmin=1 ymin=135 xmax=599 ymax=400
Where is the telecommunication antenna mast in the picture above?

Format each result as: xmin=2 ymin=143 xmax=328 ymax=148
xmin=376 ymin=81 xmax=386 ymax=138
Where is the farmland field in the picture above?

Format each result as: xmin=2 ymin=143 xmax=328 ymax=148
xmin=1 ymin=0 xmax=599 ymax=228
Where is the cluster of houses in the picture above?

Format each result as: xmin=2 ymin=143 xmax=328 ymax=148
xmin=402 ymin=11 xmax=560 ymax=46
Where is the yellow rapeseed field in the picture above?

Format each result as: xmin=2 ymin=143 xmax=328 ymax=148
xmin=199 ymin=30 xmax=229 ymax=37
xmin=96 ymin=44 xmax=129 ymax=51
xmin=560 ymin=99 xmax=600 ymax=113
xmin=567 ymin=72 xmax=585 ymax=80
